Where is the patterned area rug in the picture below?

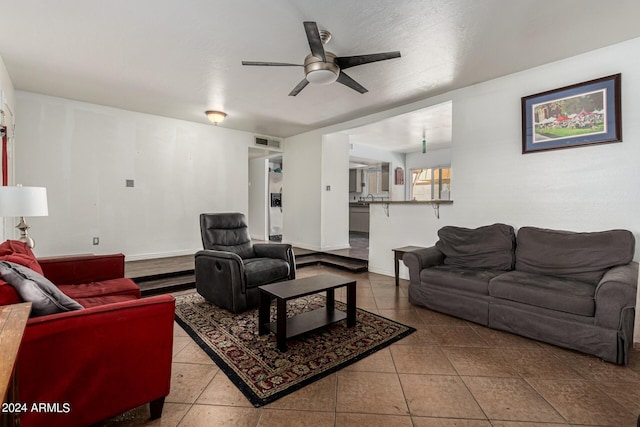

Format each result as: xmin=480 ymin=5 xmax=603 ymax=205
xmin=174 ymin=291 xmax=415 ymax=407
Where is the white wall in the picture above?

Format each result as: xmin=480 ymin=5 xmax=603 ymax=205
xmin=14 ymin=91 xmax=254 ymax=259
xmin=321 ymin=134 xmax=350 ymax=250
xmin=0 ymin=56 xmax=16 ymax=242
xmin=282 ymin=131 xmax=323 ymax=250
xmin=248 ymin=157 xmax=268 ymax=241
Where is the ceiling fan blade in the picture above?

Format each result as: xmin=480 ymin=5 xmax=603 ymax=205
xmin=288 ymin=78 xmax=309 ymax=96
xmin=242 ymin=61 xmax=303 ymax=67
xmin=336 ymin=71 xmax=368 ymax=94
xmin=303 ymin=21 xmax=326 ymax=62
xmin=336 ymin=51 xmax=401 ymax=70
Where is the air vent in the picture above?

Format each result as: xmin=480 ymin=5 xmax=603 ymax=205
xmin=255 ymin=137 xmax=282 ymax=150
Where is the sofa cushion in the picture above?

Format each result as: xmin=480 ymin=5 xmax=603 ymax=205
xmin=420 ymin=265 xmax=502 ymax=295
xmin=436 ymin=223 xmax=516 ymax=270
xmin=57 ymin=278 xmax=141 ymax=300
xmin=515 ymin=227 xmax=635 ymax=285
xmin=74 ymin=294 xmax=139 ymax=308
xmin=0 ymin=261 xmax=84 ymax=317
xmin=0 ymin=279 xmax=22 ymax=305
xmin=244 ymin=257 xmax=290 ymax=288
xmin=0 ymin=240 xmax=43 ymax=274
xmin=489 ymin=270 xmax=596 ymax=316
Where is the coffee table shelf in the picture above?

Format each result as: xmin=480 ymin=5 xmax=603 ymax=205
xmin=258 ymin=274 xmax=356 ymax=351
xmin=265 ymin=307 xmax=347 ymax=339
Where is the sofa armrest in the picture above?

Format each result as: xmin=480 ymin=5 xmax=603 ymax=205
xmin=594 ymin=261 xmax=638 ymax=329
xmin=253 ymin=243 xmax=296 ymax=279
xmin=18 ymin=294 xmax=175 ymax=427
xmin=402 ymin=246 xmax=445 ymax=284
xmin=38 ymin=254 xmax=126 ymax=285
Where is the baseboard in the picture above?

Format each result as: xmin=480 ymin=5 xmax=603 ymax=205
xmin=366 ymin=264 xmax=395 ymax=279
xmin=125 ymin=248 xmax=199 ymax=262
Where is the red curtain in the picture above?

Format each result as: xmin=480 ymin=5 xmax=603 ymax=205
xmin=1 ymin=125 xmax=7 ymax=185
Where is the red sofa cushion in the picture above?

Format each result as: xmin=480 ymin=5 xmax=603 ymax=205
xmin=74 ymin=294 xmax=139 ymax=308
xmin=0 ymin=279 xmax=21 ymax=305
xmin=58 ymin=278 xmax=141 ymax=300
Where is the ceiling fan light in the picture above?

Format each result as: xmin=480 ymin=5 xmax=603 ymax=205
xmin=306 ymin=69 xmax=338 ymax=85
xmin=205 ymin=110 xmax=227 ymax=125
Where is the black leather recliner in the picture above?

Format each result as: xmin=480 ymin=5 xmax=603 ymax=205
xmin=195 ymin=212 xmax=296 ymax=313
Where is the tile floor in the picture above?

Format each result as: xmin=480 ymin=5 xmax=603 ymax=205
xmin=103 ymin=265 xmax=640 ymax=427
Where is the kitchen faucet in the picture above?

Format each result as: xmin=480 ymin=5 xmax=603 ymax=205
xmin=366 ymin=193 xmax=375 ymax=202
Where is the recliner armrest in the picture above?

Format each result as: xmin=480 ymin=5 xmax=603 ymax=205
xmin=253 ymin=243 xmax=296 ymax=279
xmin=594 ymin=261 xmax=638 ymax=329
xmin=402 ymin=246 xmax=445 ymax=285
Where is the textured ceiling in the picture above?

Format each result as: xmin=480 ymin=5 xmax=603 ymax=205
xmin=1 ymin=0 xmax=640 ymax=142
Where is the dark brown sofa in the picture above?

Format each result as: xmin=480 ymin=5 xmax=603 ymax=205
xmin=404 ymin=224 xmax=638 ymax=364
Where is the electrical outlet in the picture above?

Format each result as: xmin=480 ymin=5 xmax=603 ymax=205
xmin=126 ymin=179 xmax=134 ymax=187
xmin=93 ymin=237 xmax=99 ymax=245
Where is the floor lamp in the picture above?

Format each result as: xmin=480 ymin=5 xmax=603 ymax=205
xmin=0 ymin=185 xmax=49 ymax=248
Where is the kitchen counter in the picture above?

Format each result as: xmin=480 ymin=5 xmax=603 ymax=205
xmin=368 ymin=200 xmax=453 ymax=205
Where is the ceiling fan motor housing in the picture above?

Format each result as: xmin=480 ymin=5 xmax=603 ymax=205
xmin=304 ymin=52 xmax=339 ymax=84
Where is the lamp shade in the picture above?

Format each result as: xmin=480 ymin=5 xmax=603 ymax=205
xmin=0 ymin=186 xmax=49 ymax=217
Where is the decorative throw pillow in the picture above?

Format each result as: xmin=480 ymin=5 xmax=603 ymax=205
xmin=0 ymin=261 xmax=84 ymax=317
xmin=0 ymin=240 xmax=44 ymax=274
xmin=436 ymin=223 xmax=516 ymax=271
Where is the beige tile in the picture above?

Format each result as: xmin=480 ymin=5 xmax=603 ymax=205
xmin=547 ymin=348 xmax=640 ymax=382
xmin=391 ymin=345 xmax=457 ymax=375
xmin=391 ymin=328 xmax=436 ymax=346
xmin=490 ymin=422 xmax=569 ymax=427
xmin=463 ymin=376 xmax=564 ymax=423
xmin=145 ymin=402 xmax=191 ymax=426
xmin=499 ymin=348 xmax=582 ymax=380
xmin=596 ymin=381 xmax=640 ymax=414
xmin=443 ymin=347 xmax=518 ymax=377
xmin=414 ymin=307 xmax=469 ymax=326
xmin=172 ymin=336 xmax=192 ymax=356
xmin=173 ymin=341 xmax=216 ymax=365
xmin=374 ymin=296 xmax=413 ymax=310
xmin=196 ymin=371 xmax=254 ymax=407
xmin=165 ymin=362 xmax=217 ymax=404
xmin=266 ymin=374 xmax=337 ymax=411
xmin=173 ymin=322 xmax=189 ymax=337
xmin=469 ymin=325 xmax=542 ymax=348
xmin=427 ymin=325 xmax=488 ymax=347
xmin=336 ymin=371 xmax=409 ymax=415
xmin=412 ymin=418 xmax=492 ymax=427
xmin=344 ymin=347 xmax=397 ymax=373
xmin=528 ymin=378 xmax=637 ymax=425
xmin=258 ymin=409 xmax=334 ymax=426
xmin=335 ymin=412 xmax=413 ymax=426
xmin=371 ymin=286 xmax=407 ymax=298
xmin=177 ymin=404 xmax=261 ymax=427
xmin=399 ymin=374 xmax=485 ymax=419
xmin=376 ymin=308 xmax=426 ymax=329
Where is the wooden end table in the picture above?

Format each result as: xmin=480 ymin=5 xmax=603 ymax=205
xmin=258 ymin=274 xmax=356 ymax=352
xmin=392 ymin=246 xmax=426 ymax=286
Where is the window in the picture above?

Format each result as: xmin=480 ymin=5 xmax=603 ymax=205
xmin=410 ymin=167 xmax=451 ymax=201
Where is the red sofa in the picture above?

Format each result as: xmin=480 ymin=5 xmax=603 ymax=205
xmin=0 ymin=240 xmax=175 ymax=427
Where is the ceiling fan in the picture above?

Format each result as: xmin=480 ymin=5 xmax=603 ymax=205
xmin=242 ymin=21 xmax=401 ymax=96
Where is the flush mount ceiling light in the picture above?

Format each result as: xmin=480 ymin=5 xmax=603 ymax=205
xmin=205 ymin=110 xmax=227 ymax=125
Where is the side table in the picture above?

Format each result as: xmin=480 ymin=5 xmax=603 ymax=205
xmin=392 ymin=246 xmax=426 ymax=286
xmin=1 ymin=302 xmax=32 ymax=427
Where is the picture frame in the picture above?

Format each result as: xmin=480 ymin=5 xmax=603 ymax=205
xmin=521 ymin=74 xmax=621 ymax=154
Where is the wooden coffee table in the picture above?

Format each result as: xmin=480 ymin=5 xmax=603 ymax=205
xmin=258 ymin=274 xmax=356 ymax=351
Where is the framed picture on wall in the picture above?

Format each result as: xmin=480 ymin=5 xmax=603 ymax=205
xmin=521 ymin=74 xmax=622 ymax=154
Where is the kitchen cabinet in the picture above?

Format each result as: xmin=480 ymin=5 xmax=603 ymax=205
xmin=349 ymin=204 xmax=369 ymax=232
xmin=381 ymin=163 xmax=390 ymax=191
xmin=349 ymin=169 xmax=363 ymax=192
